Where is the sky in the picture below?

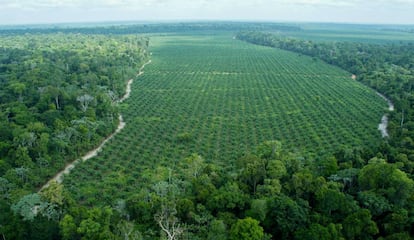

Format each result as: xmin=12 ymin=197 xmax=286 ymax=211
xmin=1 ymin=0 xmax=414 ymax=25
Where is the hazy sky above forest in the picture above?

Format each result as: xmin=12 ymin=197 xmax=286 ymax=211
xmin=1 ymin=0 xmax=414 ymax=25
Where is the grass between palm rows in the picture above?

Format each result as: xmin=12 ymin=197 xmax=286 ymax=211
xmin=64 ymin=33 xmax=387 ymax=204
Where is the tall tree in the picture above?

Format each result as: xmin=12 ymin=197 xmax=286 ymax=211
xmin=229 ymin=217 xmax=264 ymax=240
xmin=342 ymin=209 xmax=378 ymax=240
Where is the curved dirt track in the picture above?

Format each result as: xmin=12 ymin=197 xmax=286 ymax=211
xmin=377 ymin=92 xmax=394 ymax=138
xmin=39 ymin=60 xmax=152 ymax=191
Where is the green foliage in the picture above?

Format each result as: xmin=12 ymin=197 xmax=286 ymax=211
xmin=256 ymin=140 xmax=282 ymax=160
xmin=315 ymin=182 xmax=358 ymax=221
xmin=176 ymin=198 xmax=195 ymax=222
xmin=40 ymin=181 xmax=64 ymax=206
xmin=358 ymin=159 xmax=414 ymax=206
xmin=264 ymin=194 xmax=309 ymax=239
xmin=208 ymin=220 xmax=228 ymax=240
xmin=256 ymin=179 xmax=282 ymax=197
xmin=357 ymin=191 xmax=392 ymax=216
xmin=315 ymin=156 xmax=339 ymax=177
xmin=126 ymin=193 xmax=157 ymax=224
xmin=0 ymin=199 xmax=25 ymax=239
xmin=381 ymin=209 xmax=410 ymax=236
xmin=176 ymin=132 xmax=193 ymax=143
xmin=0 ymin=177 xmax=13 ymax=199
xmin=381 ymin=232 xmax=411 ymax=240
xmin=181 ymin=154 xmax=205 ymax=179
xmin=328 ymin=168 xmax=360 ymax=193
xmin=246 ymin=199 xmax=268 ymax=222
xmin=60 ymin=215 xmax=78 ymax=240
xmin=229 ymin=217 xmax=264 ymax=240
xmin=342 ymin=209 xmax=379 ymax=240
xmin=266 ymin=159 xmax=287 ymax=179
xmin=77 ymin=207 xmax=115 ymax=240
xmin=207 ymin=182 xmax=249 ymax=213
xmin=237 ymin=154 xmax=266 ymax=194
xmin=11 ymin=193 xmax=44 ymax=221
xmin=77 ymin=218 xmax=102 ymax=240
xmin=115 ymin=220 xmax=143 ymax=240
xmin=191 ymin=174 xmax=217 ymax=204
xmin=290 ymin=170 xmax=325 ymax=199
xmin=294 ymin=223 xmax=344 ymax=240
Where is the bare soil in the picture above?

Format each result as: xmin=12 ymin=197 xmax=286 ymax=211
xmin=376 ymin=92 xmax=394 ymax=138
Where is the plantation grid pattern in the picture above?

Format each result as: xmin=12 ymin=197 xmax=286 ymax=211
xmin=64 ymin=35 xmax=387 ymax=202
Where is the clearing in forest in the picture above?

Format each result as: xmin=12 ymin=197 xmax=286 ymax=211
xmin=64 ymin=34 xmax=387 ymax=202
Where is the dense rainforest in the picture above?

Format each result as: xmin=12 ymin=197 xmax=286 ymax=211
xmin=0 ymin=33 xmax=149 ymax=238
xmin=1 ymin=24 xmax=414 ymax=239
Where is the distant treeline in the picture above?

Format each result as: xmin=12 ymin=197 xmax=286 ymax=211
xmin=0 ymin=22 xmax=301 ymax=35
xmin=380 ymin=28 xmax=414 ymax=34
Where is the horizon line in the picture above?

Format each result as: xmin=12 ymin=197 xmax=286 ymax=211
xmin=1 ymin=19 xmax=414 ymax=28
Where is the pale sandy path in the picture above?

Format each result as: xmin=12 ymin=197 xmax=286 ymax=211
xmin=352 ymin=75 xmax=394 ymax=138
xmin=376 ymin=92 xmax=394 ymax=138
xmin=119 ymin=60 xmax=152 ymax=102
xmin=39 ymin=60 xmax=152 ymax=191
